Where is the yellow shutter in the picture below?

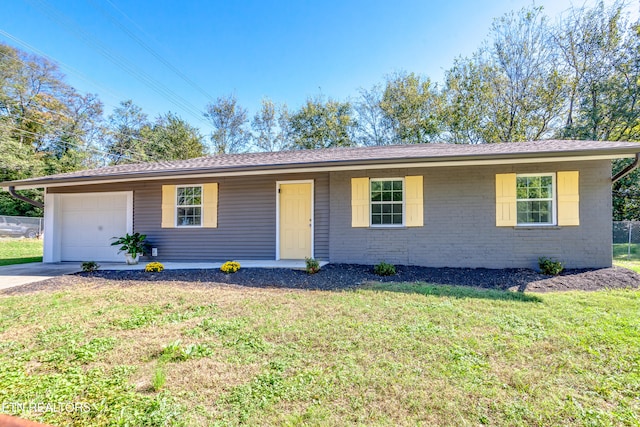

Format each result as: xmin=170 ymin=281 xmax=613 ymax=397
xmin=202 ymin=183 xmax=218 ymax=228
xmin=496 ymin=173 xmax=517 ymax=227
xmin=351 ymin=177 xmax=370 ymax=227
xmin=405 ymin=175 xmax=424 ymax=227
xmin=161 ymin=185 xmax=176 ymax=228
xmin=557 ymin=171 xmax=579 ymax=226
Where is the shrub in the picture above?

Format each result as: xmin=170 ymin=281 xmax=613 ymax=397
xmin=374 ymin=261 xmax=396 ymax=276
xmin=221 ymin=261 xmax=241 ymax=274
xmin=305 ymin=257 xmax=320 ymax=274
xmin=145 ymin=262 xmax=165 ymax=272
xmin=538 ymin=257 xmax=564 ymax=275
xmin=81 ymin=261 xmax=99 ymax=272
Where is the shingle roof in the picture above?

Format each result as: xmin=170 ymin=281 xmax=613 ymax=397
xmin=3 ymin=140 xmax=640 ymax=188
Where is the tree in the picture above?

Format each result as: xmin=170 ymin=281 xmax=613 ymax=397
xmin=380 ymin=72 xmax=442 ymax=144
xmin=203 ymin=94 xmax=250 ymax=154
xmin=251 ymin=98 xmax=290 ymax=152
xmin=288 ymin=96 xmax=357 ymax=149
xmin=140 ymin=112 xmax=206 ymax=160
xmin=353 ymin=85 xmax=394 ymax=146
xmin=104 ymin=100 xmax=149 ymax=164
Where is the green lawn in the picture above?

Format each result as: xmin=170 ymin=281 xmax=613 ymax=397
xmin=613 ymin=243 xmax=640 ymax=273
xmin=0 ymin=281 xmax=638 ymax=426
xmin=0 ymin=238 xmax=43 ymax=266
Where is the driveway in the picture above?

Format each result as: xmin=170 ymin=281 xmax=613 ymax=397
xmin=0 ymin=262 xmax=80 ymax=290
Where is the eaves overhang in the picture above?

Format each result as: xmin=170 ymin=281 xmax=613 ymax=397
xmin=2 ymin=147 xmax=638 ymax=190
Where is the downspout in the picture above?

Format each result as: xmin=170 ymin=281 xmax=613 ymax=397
xmin=7 ymin=186 xmax=44 ymax=209
xmin=612 ymin=153 xmax=640 ymax=184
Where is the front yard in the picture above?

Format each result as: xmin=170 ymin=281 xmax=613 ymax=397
xmin=0 ymin=278 xmax=638 ymax=426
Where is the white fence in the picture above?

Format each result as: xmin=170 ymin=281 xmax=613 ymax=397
xmin=0 ymin=215 xmax=43 ymax=238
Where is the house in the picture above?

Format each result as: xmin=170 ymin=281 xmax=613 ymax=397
xmin=2 ymin=140 xmax=639 ymax=269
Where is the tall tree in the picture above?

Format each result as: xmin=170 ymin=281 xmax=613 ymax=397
xmin=380 ymin=72 xmax=442 ymax=144
xmin=288 ymin=96 xmax=357 ymax=149
xmin=140 ymin=112 xmax=206 ymax=160
xmin=251 ymin=98 xmax=290 ymax=152
xmin=203 ymin=94 xmax=250 ymax=154
xmin=105 ymin=100 xmax=149 ymax=164
xmin=354 ymin=85 xmax=394 ymax=146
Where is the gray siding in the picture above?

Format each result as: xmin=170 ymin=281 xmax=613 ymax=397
xmin=50 ymin=172 xmax=330 ymax=261
xmin=329 ymin=160 xmax=613 ymax=269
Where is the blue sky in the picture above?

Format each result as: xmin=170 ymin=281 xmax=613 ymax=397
xmin=1 ymin=0 xmax=637 ymax=135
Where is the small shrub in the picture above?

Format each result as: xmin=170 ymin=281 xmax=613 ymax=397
xmin=374 ymin=261 xmax=396 ymax=276
xmin=538 ymin=257 xmax=564 ymax=275
xmin=221 ymin=261 xmax=241 ymax=274
xmin=152 ymin=365 xmax=166 ymax=391
xmin=81 ymin=261 xmax=99 ymax=272
xmin=305 ymin=257 xmax=320 ymax=274
xmin=145 ymin=262 xmax=165 ymax=272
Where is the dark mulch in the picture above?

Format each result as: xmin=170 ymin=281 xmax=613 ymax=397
xmin=3 ymin=263 xmax=640 ymax=295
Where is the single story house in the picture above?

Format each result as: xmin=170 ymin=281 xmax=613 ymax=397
xmin=2 ymin=140 xmax=640 ymax=269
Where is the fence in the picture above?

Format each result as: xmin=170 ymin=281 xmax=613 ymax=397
xmin=0 ymin=215 xmax=43 ymax=238
xmin=613 ymin=220 xmax=640 ymax=258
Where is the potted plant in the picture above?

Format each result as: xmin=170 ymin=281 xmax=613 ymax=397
xmin=111 ymin=232 xmax=149 ymax=265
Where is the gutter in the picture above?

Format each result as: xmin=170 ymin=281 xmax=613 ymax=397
xmin=8 ymin=186 xmax=44 ymax=209
xmin=612 ymin=153 xmax=640 ymax=183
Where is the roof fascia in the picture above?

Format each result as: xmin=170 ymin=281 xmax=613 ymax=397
xmin=3 ymin=153 xmax=632 ymax=190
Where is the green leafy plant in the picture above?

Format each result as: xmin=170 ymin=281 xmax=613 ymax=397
xmin=145 ymin=262 xmax=165 ymax=272
xmin=81 ymin=261 xmax=99 ymax=272
xmin=305 ymin=257 xmax=320 ymax=274
xmin=110 ymin=232 xmax=149 ymax=258
xmin=374 ymin=261 xmax=396 ymax=276
xmin=221 ymin=261 xmax=241 ymax=274
xmin=538 ymin=257 xmax=564 ymax=275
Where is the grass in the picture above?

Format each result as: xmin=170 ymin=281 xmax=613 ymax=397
xmin=0 ymin=238 xmax=43 ymax=266
xmin=0 ymin=281 xmax=638 ymax=426
xmin=613 ymin=243 xmax=640 ymax=273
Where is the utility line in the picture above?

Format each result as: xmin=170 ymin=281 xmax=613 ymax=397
xmin=88 ymin=0 xmax=216 ymax=101
xmin=25 ymin=0 xmax=212 ymax=127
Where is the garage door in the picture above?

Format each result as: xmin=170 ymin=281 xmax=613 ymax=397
xmin=60 ymin=193 xmax=130 ymax=262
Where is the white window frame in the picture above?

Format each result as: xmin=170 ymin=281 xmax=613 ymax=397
xmin=516 ymin=173 xmax=556 ymax=226
xmin=370 ymin=177 xmax=405 ymax=228
xmin=175 ymin=185 xmax=203 ymax=228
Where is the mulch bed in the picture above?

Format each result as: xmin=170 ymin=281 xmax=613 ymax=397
xmin=3 ymin=264 xmax=640 ymax=295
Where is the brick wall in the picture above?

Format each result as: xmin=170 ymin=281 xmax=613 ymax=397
xmin=329 ymin=160 xmax=613 ymax=269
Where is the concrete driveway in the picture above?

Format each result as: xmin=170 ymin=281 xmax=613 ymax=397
xmin=0 ymin=262 xmax=81 ymax=290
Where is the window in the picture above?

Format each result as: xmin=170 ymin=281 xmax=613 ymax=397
xmin=516 ymin=174 xmax=555 ymax=225
xmin=176 ymin=186 xmax=202 ymax=226
xmin=370 ymin=179 xmax=404 ymax=226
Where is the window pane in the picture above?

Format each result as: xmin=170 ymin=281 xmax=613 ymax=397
xmin=372 ymin=215 xmax=381 ymax=225
xmin=393 ymin=181 xmax=402 ymax=191
xmin=382 ymin=214 xmax=392 ymax=224
xmin=371 ymin=191 xmax=382 ymax=202
xmin=371 ymin=181 xmax=381 ymax=192
xmin=393 ymin=191 xmax=403 ymax=201
xmin=382 ymin=181 xmax=392 ymax=191
xmin=382 ymin=204 xmax=392 ymax=214
xmin=392 ymin=214 xmax=402 ymax=224
xmin=372 ymin=204 xmax=381 ymax=214
xmin=382 ymin=191 xmax=392 ymax=201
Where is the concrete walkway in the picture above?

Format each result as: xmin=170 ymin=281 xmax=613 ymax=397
xmin=0 ymin=262 xmax=81 ymax=290
xmin=0 ymin=260 xmax=329 ymax=291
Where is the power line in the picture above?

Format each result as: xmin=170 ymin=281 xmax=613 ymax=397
xmin=1 ymin=122 xmax=148 ymax=163
xmin=25 ymin=0 xmax=212 ymax=127
xmin=88 ymin=0 xmax=217 ymax=101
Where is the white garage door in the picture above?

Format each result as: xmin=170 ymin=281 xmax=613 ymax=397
xmin=60 ymin=193 xmax=130 ymax=262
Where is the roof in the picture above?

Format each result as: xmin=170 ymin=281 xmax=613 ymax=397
xmin=3 ymin=140 xmax=640 ymax=189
